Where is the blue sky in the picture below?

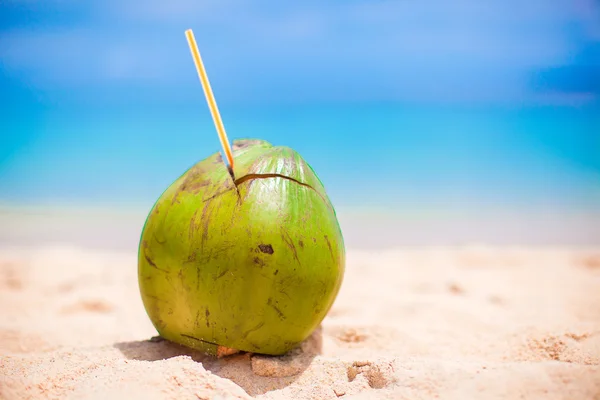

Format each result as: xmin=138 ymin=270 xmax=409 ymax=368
xmin=2 ymin=0 xmax=599 ymax=105
xmin=1 ymin=0 xmax=599 ymax=212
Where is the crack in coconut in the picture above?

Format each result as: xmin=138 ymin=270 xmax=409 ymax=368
xmin=234 ymin=173 xmax=314 ymax=189
xmin=235 ymin=173 xmax=331 ymax=210
xmin=201 ymin=173 xmax=331 ymax=209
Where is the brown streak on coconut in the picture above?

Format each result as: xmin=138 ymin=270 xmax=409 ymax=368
xmin=324 ymin=235 xmax=335 ymax=262
xmin=200 ymin=199 xmax=213 ymax=252
xmin=203 ymin=188 xmax=235 ymax=203
xmin=278 ymin=289 xmax=292 ymax=300
xmin=152 ymin=232 xmax=166 ymax=244
xmin=196 ymin=267 xmax=201 ymax=291
xmin=281 ymin=229 xmax=301 ymax=267
xmin=241 ymin=321 xmax=265 ymax=340
xmin=194 ymin=309 xmax=202 ymax=328
xmin=144 ymin=293 xmax=169 ymax=303
xmin=143 ymin=251 xmax=169 ymax=274
xmin=181 ymin=333 xmax=219 ymax=347
xmin=185 ymin=252 xmax=196 ymax=263
xmin=188 ymin=208 xmax=199 ymax=242
xmin=182 ymin=179 xmax=211 ymax=194
xmin=233 ymin=139 xmax=265 ymax=150
xmin=267 ymin=298 xmax=286 ymax=320
xmin=215 ymin=269 xmax=229 ymax=280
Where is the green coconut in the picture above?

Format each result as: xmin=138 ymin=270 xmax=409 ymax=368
xmin=138 ymin=138 xmax=345 ymax=356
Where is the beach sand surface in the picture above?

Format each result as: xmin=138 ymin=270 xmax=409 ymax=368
xmin=1 ymin=243 xmax=599 ymax=399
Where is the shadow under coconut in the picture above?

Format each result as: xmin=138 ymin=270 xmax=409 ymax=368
xmin=114 ymin=326 xmax=323 ymax=397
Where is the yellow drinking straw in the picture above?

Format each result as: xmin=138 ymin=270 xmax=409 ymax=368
xmin=185 ymin=29 xmax=235 ymax=178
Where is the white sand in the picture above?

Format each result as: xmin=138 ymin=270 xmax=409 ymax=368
xmin=1 ymin=243 xmax=599 ymax=399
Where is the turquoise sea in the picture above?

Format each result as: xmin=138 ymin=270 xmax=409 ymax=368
xmin=2 ymin=101 xmax=599 ymax=211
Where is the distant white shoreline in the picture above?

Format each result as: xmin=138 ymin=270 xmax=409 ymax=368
xmin=1 ymin=203 xmax=599 ymax=250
